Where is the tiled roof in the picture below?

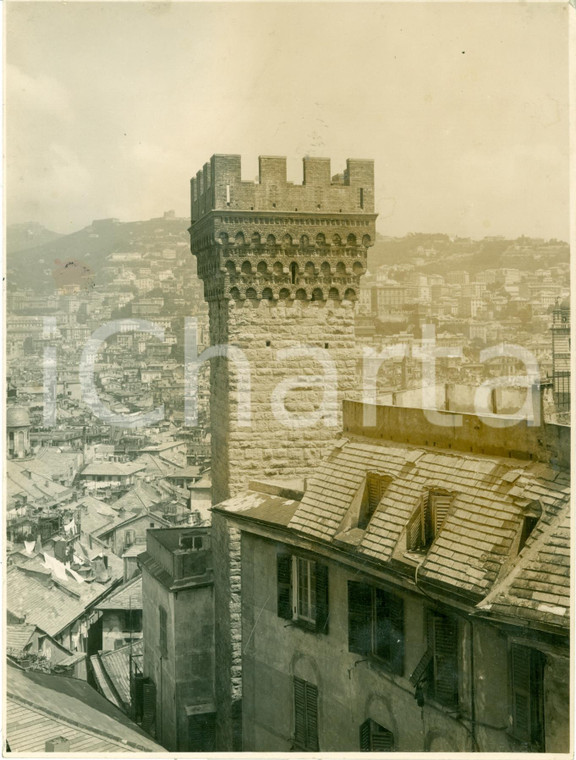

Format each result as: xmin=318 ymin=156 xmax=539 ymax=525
xmin=6 ymin=624 xmax=36 ymax=652
xmin=81 ymin=461 xmax=146 ymax=477
xmin=285 ymin=439 xmax=570 ymax=603
xmin=477 ymin=508 xmax=570 ymax=629
xmin=6 ymin=663 xmax=164 ymax=752
xmin=95 ymin=575 xmax=142 ymax=611
xmin=91 ymin=639 xmax=144 ymax=711
xmin=6 ymin=563 xmax=119 ymax=637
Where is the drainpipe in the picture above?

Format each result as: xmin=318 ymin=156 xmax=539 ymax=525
xmin=469 ymin=620 xmax=477 ymax=751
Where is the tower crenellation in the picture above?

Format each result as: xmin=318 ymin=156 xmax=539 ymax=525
xmin=191 ymin=155 xmax=375 ymax=305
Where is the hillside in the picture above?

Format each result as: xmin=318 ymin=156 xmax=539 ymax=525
xmin=6 ymin=216 xmax=190 ymax=293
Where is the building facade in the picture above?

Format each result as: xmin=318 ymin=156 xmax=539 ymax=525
xmin=214 ymin=402 xmax=570 ymax=753
xmin=138 ymin=527 xmax=215 ymax=751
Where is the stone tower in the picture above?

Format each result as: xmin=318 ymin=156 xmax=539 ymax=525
xmin=190 ymin=154 xmax=377 ymax=504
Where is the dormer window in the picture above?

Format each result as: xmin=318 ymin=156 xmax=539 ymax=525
xmin=358 ymin=473 xmax=390 ymax=530
xmin=518 ymin=501 xmax=542 ymax=553
xmin=407 ymin=490 xmax=454 ymax=552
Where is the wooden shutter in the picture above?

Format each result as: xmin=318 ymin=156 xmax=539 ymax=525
xmin=511 ymin=645 xmax=532 ymax=743
xmin=315 ymin=563 xmax=329 ymax=634
xmin=141 ymin=679 xmax=156 ymax=735
xmin=388 ymin=593 xmax=404 ymax=676
xmin=406 ymin=507 xmax=423 ymax=551
xmin=277 ymin=553 xmax=292 ymax=620
xmin=430 ymin=613 xmax=458 ymax=708
xmin=359 ymin=720 xmax=371 ymax=751
xmin=367 ymin=474 xmax=383 ymax=510
xmin=159 ymin=606 xmax=168 ymax=657
xmin=294 ymin=677 xmax=307 ymax=747
xmin=305 ymin=682 xmax=319 ymax=751
xmin=360 ymin=721 xmax=394 ymax=751
xmin=348 ymin=581 xmax=372 ymax=655
xmin=371 ymin=725 xmax=395 ymax=751
xmin=294 ymin=677 xmax=318 ymax=750
xmin=432 ymin=492 xmax=452 ymax=534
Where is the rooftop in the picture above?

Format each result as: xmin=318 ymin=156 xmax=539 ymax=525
xmin=6 ymin=663 xmax=164 ymax=753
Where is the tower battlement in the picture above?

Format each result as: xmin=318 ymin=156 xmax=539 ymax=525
xmin=191 ymin=154 xmax=375 ymax=221
xmin=190 ymin=154 xmax=377 ymax=304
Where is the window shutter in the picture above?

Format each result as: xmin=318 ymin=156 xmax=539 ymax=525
xmin=141 ymin=679 xmax=156 ymax=735
xmin=367 ymin=474 xmax=383 ymax=509
xmin=348 ymin=581 xmax=372 ymax=655
xmin=371 ymin=725 xmax=395 ymax=751
xmin=431 ymin=613 xmax=458 ymax=707
xmin=432 ymin=493 xmax=452 ymax=534
xmin=294 ymin=677 xmax=307 ymax=747
xmin=305 ymin=682 xmax=319 ymax=751
xmin=406 ymin=507 xmax=423 ymax=551
xmin=315 ymin=563 xmax=329 ymax=634
xmin=511 ymin=645 xmax=532 ymax=742
xmin=359 ymin=720 xmax=371 ymax=751
xmin=277 ymin=553 xmax=292 ymax=620
xmin=388 ymin=594 xmax=404 ymax=676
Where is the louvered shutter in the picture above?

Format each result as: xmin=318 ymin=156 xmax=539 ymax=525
xmin=388 ymin=593 xmax=404 ymax=676
xmin=277 ymin=553 xmax=292 ymax=620
xmin=315 ymin=563 xmax=329 ymax=634
xmin=432 ymin=493 xmax=452 ymax=534
xmin=511 ymin=645 xmax=532 ymax=742
xmin=371 ymin=725 xmax=394 ymax=751
xmin=430 ymin=613 xmax=458 ymax=708
xmin=348 ymin=581 xmax=372 ymax=655
xmin=359 ymin=720 xmax=371 ymax=751
xmin=141 ymin=679 xmax=157 ymax=735
xmin=421 ymin=491 xmax=432 ymax=546
xmin=305 ymin=682 xmax=319 ymax=751
xmin=367 ymin=474 xmax=383 ymax=510
xmin=406 ymin=508 xmax=423 ymax=551
xmin=294 ymin=677 xmax=307 ymax=747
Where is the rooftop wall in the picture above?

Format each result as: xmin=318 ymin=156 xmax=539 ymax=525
xmin=342 ymin=400 xmax=570 ymax=468
xmin=190 ymin=155 xmax=375 ymax=221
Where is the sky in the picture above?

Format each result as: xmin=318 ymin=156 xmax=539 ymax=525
xmin=6 ymin=1 xmax=571 ymax=240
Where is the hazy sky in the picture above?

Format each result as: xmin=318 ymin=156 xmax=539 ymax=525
xmin=6 ymin=1 xmax=571 ymax=239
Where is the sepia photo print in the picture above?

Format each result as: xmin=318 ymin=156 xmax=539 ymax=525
xmin=3 ymin=1 xmax=572 ymax=756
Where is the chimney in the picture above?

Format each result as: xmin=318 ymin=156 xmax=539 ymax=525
xmin=53 ymin=538 xmax=67 ymax=563
xmin=45 ymin=737 xmax=70 ymax=753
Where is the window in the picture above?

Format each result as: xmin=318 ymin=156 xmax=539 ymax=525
xmin=510 ymin=645 xmax=545 ymax=750
xmin=518 ymin=516 xmax=539 ymax=552
xmin=406 ymin=490 xmax=453 ymax=551
xmin=159 ymin=605 xmax=168 ymax=657
xmin=360 ymin=720 xmax=394 ymax=751
xmin=347 ymin=581 xmax=404 ymax=674
xmin=425 ymin=611 xmax=459 ymax=708
xmin=124 ymin=529 xmax=136 ymax=548
xmin=277 ymin=552 xmax=329 ymax=633
xmin=358 ymin=473 xmax=390 ymax=529
xmin=293 ymin=677 xmax=318 ymax=751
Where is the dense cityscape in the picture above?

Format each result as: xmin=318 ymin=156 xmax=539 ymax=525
xmin=5 ymin=151 xmax=571 ymax=753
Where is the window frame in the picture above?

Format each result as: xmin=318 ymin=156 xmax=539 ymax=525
xmin=348 ymin=581 xmax=404 ymax=675
xmin=406 ymin=490 xmax=453 ymax=552
xmin=277 ymin=550 xmax=329 ymax=634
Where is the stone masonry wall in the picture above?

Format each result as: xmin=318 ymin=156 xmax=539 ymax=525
xmin=210 ymin=298 xmax=359 ymax=503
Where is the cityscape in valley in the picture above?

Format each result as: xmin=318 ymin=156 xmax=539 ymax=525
xmin=4 ymin=153 xmax=571 ymax=753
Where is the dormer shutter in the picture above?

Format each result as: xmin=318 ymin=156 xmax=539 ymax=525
xmin=432 ymin=492 xmax=452 ymax=534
